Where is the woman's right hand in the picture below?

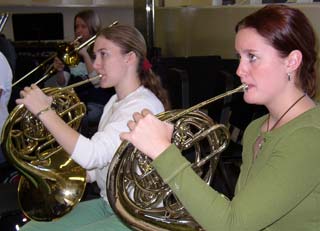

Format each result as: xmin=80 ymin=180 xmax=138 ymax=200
xmin=16 ymin=84 xmax=53 ymax=117
xmin=120 ymin=109 xmax=174 ymax=160
xmin=53 ymin=57 xmax=65 ymax=72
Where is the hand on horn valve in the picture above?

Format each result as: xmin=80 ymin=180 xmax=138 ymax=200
xmin=120 ymin=109 xmax=173 ymax=160
xmin=16 ymin=84 xmax=53 ymax=117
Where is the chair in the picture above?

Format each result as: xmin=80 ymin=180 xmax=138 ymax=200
xmin=163 ymin=67 xmax=190 ymax=109
xmin=153 ymin=57 xmax=190 ymax=109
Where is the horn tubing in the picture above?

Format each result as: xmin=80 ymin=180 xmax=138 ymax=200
xmin=74 ymin=20 xmax=118 ymax=52
xmin=75 ymin=35 xmax=96 ymax=51
xmin=12 ymin=54 xmax=56 ymax=87
xmin=34 ymin=66 xmax=56 ymax=85
xmin=61 ymin=74 xmax=102 ymax=91
xmin=166 ymin=84 xmax=248 ymax=123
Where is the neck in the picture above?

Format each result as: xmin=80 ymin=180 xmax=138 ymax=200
xmin=115 ymin=75 xmax=141 ymax=100
xmin=266 ymin=92 xmax=315 ymax=132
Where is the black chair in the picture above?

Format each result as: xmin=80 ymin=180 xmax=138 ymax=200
xmin=161 ymin=67 xmax=190 ymax=109
xmin=154 ymin=56 xmax=225 ymax=118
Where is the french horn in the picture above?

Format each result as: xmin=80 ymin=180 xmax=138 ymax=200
xmin=107 ymin=84 xmax=247 ymax=230
xmin=1 ymin=75 xmax=101 ymax=221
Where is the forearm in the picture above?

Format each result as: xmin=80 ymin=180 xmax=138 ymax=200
xmin=152 ymin=145 xmax=236 ymax=230
xmin=38 ymin=108 xmax=80 ymax=154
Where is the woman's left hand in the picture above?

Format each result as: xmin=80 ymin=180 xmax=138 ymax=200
xmin=120 ymin=109 xmax=174 ymax=160
xmin=16 ymin=84 xmax=53 ymax=116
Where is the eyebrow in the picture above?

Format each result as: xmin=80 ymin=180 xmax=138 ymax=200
xmin=94 ymin=48 xmax=109 ymax=53
xmin=241 ymin=48 xmax=257 ymax=53
xmin=236 ymin=48 xmax=258 ymax=56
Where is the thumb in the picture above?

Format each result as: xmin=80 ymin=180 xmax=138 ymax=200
xmin=120 ymin=131 xmax=130 ymax=142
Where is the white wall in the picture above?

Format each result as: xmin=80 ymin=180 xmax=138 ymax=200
xmin=154 ymin=4 xmax=320 ymax=58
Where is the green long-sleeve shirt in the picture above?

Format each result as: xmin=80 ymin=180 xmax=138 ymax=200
xmin=152 ymin=106 xmax=320 ymax=231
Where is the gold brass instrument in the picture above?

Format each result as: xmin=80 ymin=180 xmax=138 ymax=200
xmin=107 ymin=84 xmax=247 ymax=231
xmin=0 ymin=12 xmax=9 ymax=32
xmin=12 ymin=36 xmax=93 ymax=87
xmin=56 ymin=19 xmax=117 ymax=68
xmin=12 ymin=20 xmax=118 ymax=87
xmin=1 ymin=75 xmax=101 ymax=221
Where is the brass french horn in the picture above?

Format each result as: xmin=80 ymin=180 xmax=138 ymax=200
xmin=1 ymin=75 xmax=101 ymax=221
xmin=107 ymin=84 xmax=247 ymax=230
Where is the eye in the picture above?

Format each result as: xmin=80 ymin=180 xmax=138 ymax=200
xmin=96 ymin=50 xmax=109 ymax=60
xmin=248 ymin=53 xmax=257 ymax=62
xmin=101 ymin=51 xmax=107 ymax=57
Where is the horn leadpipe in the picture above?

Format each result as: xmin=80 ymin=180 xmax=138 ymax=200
xmin=60 ymin=74 xmax=102 ymax=92
xmin=166 ymin=84 xmax=248 ymax=123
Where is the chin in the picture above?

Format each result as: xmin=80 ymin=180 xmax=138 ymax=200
xmin=100 ymin=82 xmax=111 ymax=89
xmin=243 ymin=94 xmax=257 ymax=105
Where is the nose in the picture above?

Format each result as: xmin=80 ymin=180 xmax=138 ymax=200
xmin=236 ymin=59 xmax=247 ymax=80
xmin=93 ymin=57 xmax=100 ymax=70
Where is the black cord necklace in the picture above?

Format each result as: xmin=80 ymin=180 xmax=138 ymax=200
xmin=267 ymin=93 xmax=306 ymax=132
xmin=253 ymin=93 xmax=306 ymax=160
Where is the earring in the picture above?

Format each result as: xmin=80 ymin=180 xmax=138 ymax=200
xmin=287 ymin=73 xmax=291 ymax=81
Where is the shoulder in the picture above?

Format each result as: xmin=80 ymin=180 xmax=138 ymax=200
xmin=279 ymin=106 xmax=320 ymax=139
xmin=126 ymin=86 xmax=164 ymax=114
xmin=284 ymin=106 xmax=320 ymax=136
xmin=272 ymin=106 xmax=320 ymax=158
xmin=244 ymin=115 xmax=268 ymax=136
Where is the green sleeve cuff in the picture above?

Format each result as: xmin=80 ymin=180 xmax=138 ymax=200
xmin=152 ymin=144 xmax=191 ymax=183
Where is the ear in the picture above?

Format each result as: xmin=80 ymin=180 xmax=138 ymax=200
xmin=285 ymin=50 xmax=302 ymax=73
xmin=124 ymin=51 xmax=137 ymax=65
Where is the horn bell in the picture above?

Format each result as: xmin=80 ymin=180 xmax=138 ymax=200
xmin=1 ymin=87 xmax=87 ymax=221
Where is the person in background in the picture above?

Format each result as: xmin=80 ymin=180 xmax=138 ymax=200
xmin=121 ymin=4 xmax=320 ymax=231
xmin=18 ymin=24 xmax=170 ymax=231
xmin=0 ymin=52 xmax=13 ymax=165
xmin=45 ymin=9 xmax=115 ymax=137
xmin=0 ymin=33 xmax=16 ymax=166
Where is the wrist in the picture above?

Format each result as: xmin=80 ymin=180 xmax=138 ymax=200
xmin=151 ymin=142 xmax=171 ymax=160
xmin=36 ymin=105 xmax=55 ymax=118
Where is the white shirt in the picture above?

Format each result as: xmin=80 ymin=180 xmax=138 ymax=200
xmin=0 ymin=52 xmax=12 ymax=136
xmin=71 ymin=86 xmax=164 ymax=201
